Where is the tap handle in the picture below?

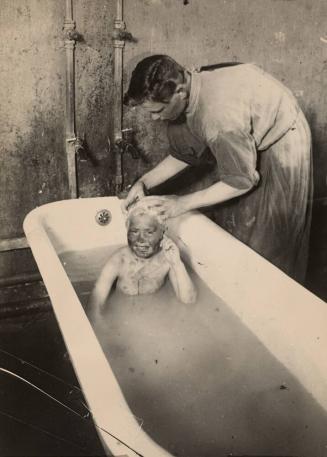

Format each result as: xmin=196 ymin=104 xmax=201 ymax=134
xmin=112 ymin=29 xmax=136 ymax=42
xmin=125 ymin=143 xmax=139 ymax=159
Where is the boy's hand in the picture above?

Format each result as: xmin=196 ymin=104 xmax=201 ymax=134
xmin=161 ymin=235 xmax=181 ymax=266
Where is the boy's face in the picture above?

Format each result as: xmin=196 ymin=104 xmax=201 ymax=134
xmin=127 ymin=213 xmax=164 ymax=259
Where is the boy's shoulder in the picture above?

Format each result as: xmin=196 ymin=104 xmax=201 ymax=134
xmin=104 ymin=246 xmax=127 ymax=266
xmin=115 ymin=245 xmax=136 ymax=263
xmin=112 ymin=245 xmax=130 ymax=259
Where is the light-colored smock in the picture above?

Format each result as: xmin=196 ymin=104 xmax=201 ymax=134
xmin=167 ymin=64 xmax=313 ymax=282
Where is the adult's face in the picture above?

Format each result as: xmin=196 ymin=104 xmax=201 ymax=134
xmin=142 ymin=91 xmax=188 ymax=122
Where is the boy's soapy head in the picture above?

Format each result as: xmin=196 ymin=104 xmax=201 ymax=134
xmin=126 ymin=197 xmax=167 ymax=259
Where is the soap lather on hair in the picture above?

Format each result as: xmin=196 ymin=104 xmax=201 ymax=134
xmin=125 ymin=195 xmax=170 ymax=227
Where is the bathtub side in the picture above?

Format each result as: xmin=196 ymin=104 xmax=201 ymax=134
xmin=24 ymin=197 xmax=127 ymax=254
xmin=168 ymin=212 xmax=327 ymax=413
xmin=23 ymin=199 xmax=175 ymax=457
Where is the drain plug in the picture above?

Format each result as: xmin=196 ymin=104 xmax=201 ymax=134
xmin=95 ymin=209 xmax=111 ymax=226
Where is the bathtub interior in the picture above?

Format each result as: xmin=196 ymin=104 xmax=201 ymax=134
xmin=59 ymin=253 xmax=327 ymax=457
xmin=25 ymin=197 xmax=327 ymax=457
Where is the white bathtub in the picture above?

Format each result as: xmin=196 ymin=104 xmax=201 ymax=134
xmin=23 ymin=196 xmax=327 ymax=457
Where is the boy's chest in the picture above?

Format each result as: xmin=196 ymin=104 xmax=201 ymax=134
xmin=125 ymin=258 xmax=169 ymax=281
xmin=118 ymin=256 xmax=169 ymax=295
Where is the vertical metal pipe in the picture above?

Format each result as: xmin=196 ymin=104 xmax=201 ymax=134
xmin=66 ymin=0 xmax=73 ymax=19
xmin=116 ymin=0 xmax=123 ymax=21
xmin=64 ymin=0 xmax=78 ymax=198
xmin=113 ymin=0 xmax=125 ymax=194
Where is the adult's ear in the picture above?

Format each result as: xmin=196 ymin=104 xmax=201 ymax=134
xmin=175 ymin=84 xmax=188 ymax=99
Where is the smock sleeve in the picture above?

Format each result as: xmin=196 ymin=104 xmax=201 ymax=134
xmin=167 ymin=121 xmax=210 ymax=166
xmin=208 ymin=130 xmax=260 ymax=190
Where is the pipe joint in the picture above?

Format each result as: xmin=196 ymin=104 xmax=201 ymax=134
xmin=64 ymin=39 xmax=76 ymax=50
xmin=64 ymin=17 xmax=75 ymax=28
xmin=114 ymin=18 xmax=126 ymax=30
xmin=64 ymin=17 xmax=75 ymax=33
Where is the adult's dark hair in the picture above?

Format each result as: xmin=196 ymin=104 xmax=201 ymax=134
xmin=123 ymin=55 xmax=185 ymax=107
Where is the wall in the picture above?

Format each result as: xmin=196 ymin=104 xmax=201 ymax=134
xmin=0 ymin=1 xmax=65 ymax=278
xmin=0 ymin=0 xmax=115 ymax=280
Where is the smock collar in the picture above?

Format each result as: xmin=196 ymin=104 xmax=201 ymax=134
xmin=186 ymin=71 xmax=201 ymax=118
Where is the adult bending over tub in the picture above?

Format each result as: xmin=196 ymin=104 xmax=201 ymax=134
xmin=122 ymin=55 xmax=313 ymax=283
xmin=89 ymin=197 xmax=196 ymax=311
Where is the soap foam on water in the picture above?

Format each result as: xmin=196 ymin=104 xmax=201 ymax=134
xmin=60 ymin=247 xmax=327 ymax=457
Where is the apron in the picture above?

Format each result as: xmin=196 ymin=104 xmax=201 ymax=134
xmin=167 ymin=76 xmax=313 ymax=283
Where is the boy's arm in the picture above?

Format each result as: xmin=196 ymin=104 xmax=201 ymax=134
xmin=88 ymin=252 xmax=121 ymax=312
xmin=162 ymin=236 xmax=196 ymax=304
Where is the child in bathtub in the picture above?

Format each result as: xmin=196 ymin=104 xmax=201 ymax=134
xmin=89 ymin=197 xmax=196 ymax=311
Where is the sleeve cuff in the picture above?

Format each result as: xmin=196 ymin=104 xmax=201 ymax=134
xmin=169 ymin=151 xmax=195 ymax=166
xmin=220 ymin=171 xmax=260 ymax=189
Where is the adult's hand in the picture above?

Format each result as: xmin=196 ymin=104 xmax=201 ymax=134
xmin=122 ymin=180 xmax=146 ymax=212
xmin=152 ymin=195 xmax=189 ymax=219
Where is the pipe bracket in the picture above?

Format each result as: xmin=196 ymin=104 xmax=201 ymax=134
xmin=64 ymin=29 xmax=83 ymax=42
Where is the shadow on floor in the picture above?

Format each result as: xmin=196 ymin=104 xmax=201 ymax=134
xmin=0 ymin=309 xmax=106 ymax=457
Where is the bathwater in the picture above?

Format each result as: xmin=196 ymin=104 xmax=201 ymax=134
xmin=60 ymin=247 xmax=327 ymax=457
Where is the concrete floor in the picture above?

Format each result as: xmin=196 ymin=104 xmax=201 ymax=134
xmin=0 ymin=308 xmax=106 ymax=457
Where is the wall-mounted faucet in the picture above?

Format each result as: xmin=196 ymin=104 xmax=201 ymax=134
xmin=112 ymin=29 xmax=135 ymax=42
xmin=119 ymin=128 xmax=140 ymax=159
xmin=74 ymin=135 xmax=85 ymax=158
xmin=112 ymin=127 xmax=141 ymax=194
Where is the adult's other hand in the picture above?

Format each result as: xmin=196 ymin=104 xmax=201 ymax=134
xmin=151 ymin=195 xmax=189 ymax=219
